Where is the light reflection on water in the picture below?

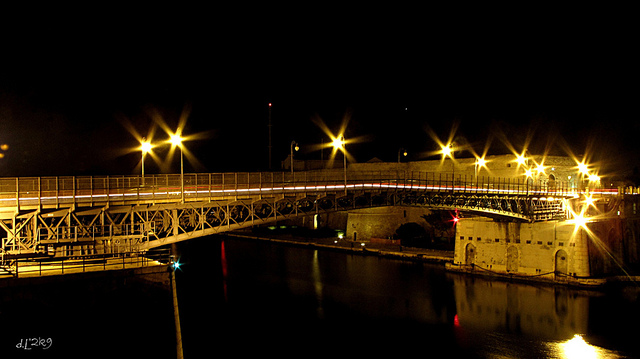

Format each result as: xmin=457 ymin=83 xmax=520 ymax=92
xmin=451 ymin=274 xmax=629 ymax=358
xmin=556 ymin=334 xmax=604 ymax=359
xmin=176 ymin=237 xmax=638 ymax=358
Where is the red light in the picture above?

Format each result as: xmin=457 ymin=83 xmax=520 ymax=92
xmin=454 ymin=314 xmax=460 ymax=326
xmin=268 ymin=103 xmax=272 ymax=107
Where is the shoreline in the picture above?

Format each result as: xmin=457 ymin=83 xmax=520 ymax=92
xmin=224 ymin=230 xmax=454 ymax=264
xmin=224 ymin=230 xmax=640 ymax=290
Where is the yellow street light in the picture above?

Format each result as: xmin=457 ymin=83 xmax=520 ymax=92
xmin=290 ymin=140 xmax=299 ymax=175
xmin=140 ymin=141 xmax=153 ymax=154
xmin=475 ymin=156 xmax=487 ymax=178
xmin=170 ymin=134 xmax=184 ymax=147
xmin=440 ymin=143 xmax=453 ymax=158
xmin=140 ymin=137 xmax=154 ymax=180
xmin=332 ymin=135 xmax=347 ymax=195
xmin=169 ymin=133 xmax=185 ymax=203
xmin=577 ymin=162 xmax=590 ymax=176
xmin=524 ymin=168 xmax=533 ymax=178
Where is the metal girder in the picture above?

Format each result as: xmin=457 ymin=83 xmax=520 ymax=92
xmin=1 ymin=172 xmax=575 ymax=257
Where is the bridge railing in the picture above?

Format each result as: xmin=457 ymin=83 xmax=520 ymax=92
xmin=0 ymin=170 xmax=593 ymax=209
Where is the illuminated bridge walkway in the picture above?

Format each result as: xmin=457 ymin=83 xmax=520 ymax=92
xmin=0 ymin=170 xmax=613 ymax=261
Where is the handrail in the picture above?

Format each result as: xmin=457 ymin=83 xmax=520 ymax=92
xmin=0 ymin=169 xmax=610 ymax=209
xmin=0 ymin=249 xmax=171 ymax=279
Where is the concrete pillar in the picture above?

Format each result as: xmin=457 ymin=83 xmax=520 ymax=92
xmin=572 ymin=228 xmax=591 ymax=277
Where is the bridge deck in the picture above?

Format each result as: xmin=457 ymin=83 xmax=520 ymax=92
xmin=0 ymin=169 xmax=616 ymax=258
xmin=1 ymin=169 xmax=597 ymax=211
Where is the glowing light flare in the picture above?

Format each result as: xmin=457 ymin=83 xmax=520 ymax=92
xmin=583 ymin=194 xmax=597 ymax=211
xmin=515 ymin=154 xmax=527 ymax=166
xmin=577 ymin=162 xmax=590 ymax=176
xmin=571 ymin=211 xmax=589 ymax=229
xmin=0 ymin=143 xmax=8 ymax=159
xmin=440 ymin=143 xmax=453 ymax=158
xmin=450 ymin=210 xmax=460 ymax=226
xmin=172 ymin=258 xmax=182 ymax=271
xmin=524 ymin=168 xmax=534 ymax=178
xmin=332 ymin=136 xmax=345 ymax=150
xmin=475 ymin=156 xmax=489 ymax=174
xmin=535 ymin=162 xmax=547 ymax=175
xmin=169 ymin=133 xmax=184 ymax=147
xmin=140 ymin=140 xmax=153 ymax=154
xmin=566 ymin=205 xmax=593 ymax=239
xmin=558 ymin=334 xmax=601 ymax=359
xmin=311 ymin=112 xmax=363 ymax=167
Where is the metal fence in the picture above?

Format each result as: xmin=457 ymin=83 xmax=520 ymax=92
xmin=0 ymin=170 xmax=596 ymax=209
xmin=0 ymin=248 xmax=172 ymax=279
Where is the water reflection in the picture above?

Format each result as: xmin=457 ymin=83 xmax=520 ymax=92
xmin=450 ymin=274 xmax=626 ymax=358
xmin=177 ymin=238 xmax=637 ymax=358
xmin=452 ymin=275 xmax=589 ymax=339
xmin=556 ymin=334 xmax=602 ymax=359
xmin=311 ymin=249 xmax=324 ymax=319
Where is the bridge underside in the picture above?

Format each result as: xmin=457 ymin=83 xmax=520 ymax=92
xmin=0 ymin=189 xmax=568 ymax=258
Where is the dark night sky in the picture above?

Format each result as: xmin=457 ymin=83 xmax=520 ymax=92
xmin=1 ymin=8 xmax=638 ymax=180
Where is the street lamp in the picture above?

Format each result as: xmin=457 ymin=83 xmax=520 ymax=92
xmin=398 ymin=148 xmax=407 ymax=163
xmin=140 ymin=137 xmax=153 ymax=182
xmin=170 ymin=134 xmax=184 ymax=203
xmin=332 ymin=136 xmax=347 ymax=195
xmin=440 ymin=142 xmax=455 ymax=190
xmin=474 ymin=156 xmax=487 ymax=178
xmin=290 ymin=141 xmax=299 ymax=175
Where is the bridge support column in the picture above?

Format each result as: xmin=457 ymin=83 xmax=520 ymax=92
xmin=172 ymin=209 xmax=179 ymax=237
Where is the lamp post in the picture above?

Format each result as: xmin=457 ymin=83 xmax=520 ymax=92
xmin=290 ymin=141 xmax=299 ymax=175
xmin=332 ymin=136 xmax=347 ymax=195
xmin=474 ymin=156 xmax=486 ymax=178
xmin=441 ymin=143 xmax=455 ymax=191
xmin=140 ymin=137 xmax=152 ymax=184
xmin=170 ymin=134 xmax=184 ymax=203
xmin=398 ymin=148 xmax=407 ymax=163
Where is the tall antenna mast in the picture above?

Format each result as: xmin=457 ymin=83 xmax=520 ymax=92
xmin=268 ymin=102 xmax=272 ymax=170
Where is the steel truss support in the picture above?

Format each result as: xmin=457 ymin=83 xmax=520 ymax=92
xmin=1 ymin=187 xmax=571 ymax=257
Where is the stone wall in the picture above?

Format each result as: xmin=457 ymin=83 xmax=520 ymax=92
xmin=453 ymin=217 xmax=591 ymax=278
xmin=345 ymin=206 xmax=434 ymax=241
xmin=350 ymin=154 xmax=581 ymax=188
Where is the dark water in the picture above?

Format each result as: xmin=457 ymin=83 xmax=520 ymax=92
xmin=176 ymin=236 xmax=640 ymax=358
xmin=0 ymin=272 xmax=175 ymax=358
xmin=2 ymin=236 xmax=639 ymax=358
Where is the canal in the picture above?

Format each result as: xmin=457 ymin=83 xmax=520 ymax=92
xmin=1 ymin=234 xmax=638 ymax=358
xmin=176 ymin=235 xmax=640 ymax=358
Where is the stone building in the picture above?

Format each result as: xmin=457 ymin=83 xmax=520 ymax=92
xmin=450 ymin=194 xmax=640 ymax=283
xmin=342 ymin=153 xmax=587 ymax=243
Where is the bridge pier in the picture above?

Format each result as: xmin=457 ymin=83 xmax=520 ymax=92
xmin=344 ymin=206 xmax=434 ymax=242
xmin=452 ymin=218 xmax=592 ymax=279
